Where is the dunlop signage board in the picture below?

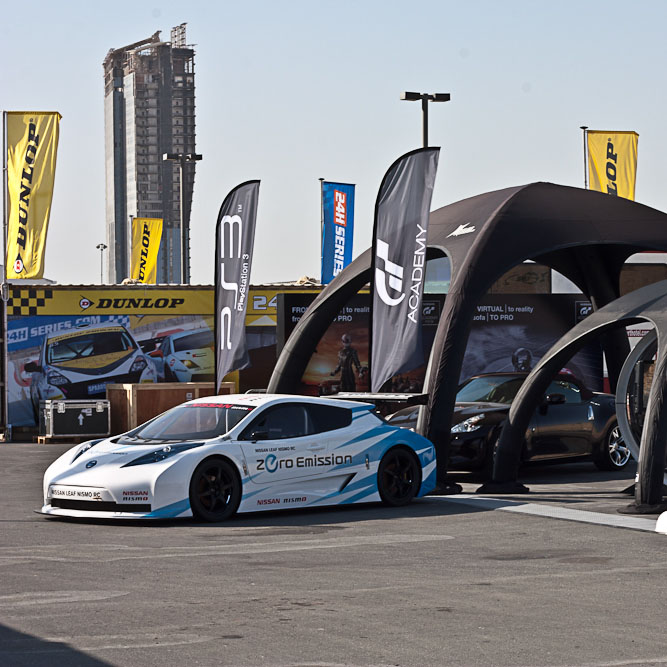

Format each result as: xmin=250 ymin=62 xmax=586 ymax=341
xmin=6 ymin=111 xmax=61 ymax=279
xmin=7 ymin=287 xmax=213 ymax=317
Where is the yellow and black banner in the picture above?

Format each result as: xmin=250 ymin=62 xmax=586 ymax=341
xmin=587 ymin=130 xmax=639 ymax=200
xmin=6 ymin=111 xmax=61 ymax=279
xmin=130 ymin=217 xmax=163 ymax=283
xmin=7 ymin=286 xmax=212 ymax=317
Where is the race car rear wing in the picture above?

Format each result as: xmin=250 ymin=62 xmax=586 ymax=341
xmin=332 ymin=392 xmax=428 ymax=407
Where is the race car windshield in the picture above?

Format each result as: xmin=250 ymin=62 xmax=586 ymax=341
xmin=173 ymin=330 xmax=214 ymax=353
xmin=456 ymin=376 xmax=524 ymax=404
xmin=130 ymin=404 xmax=255 ymax=441
xmin=47 ymin=330 xmax=135 ymax=364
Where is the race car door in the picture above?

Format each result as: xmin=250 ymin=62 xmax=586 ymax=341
xmin=239 ymin=402 xmax=332 ymax=485
xmin=528 ymin=379 xmax=593 ymax=459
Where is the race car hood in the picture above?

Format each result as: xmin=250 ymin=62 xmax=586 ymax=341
xmin=44 ymin=438 xmax=208 ymax=488
xmin=48 ymin=349 xmax=141 ymax=379
xmin=452 ymin=401 xmax=510 ymax=424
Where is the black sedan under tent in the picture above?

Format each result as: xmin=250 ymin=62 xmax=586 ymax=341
xmin=484 ymin=278 xmax=667 ymax=512
xmin=268 ymin=182 xmax=667 ymax=502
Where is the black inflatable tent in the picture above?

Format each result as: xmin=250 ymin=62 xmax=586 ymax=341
xmin=268 ymin=182 xmax=667 ymax=486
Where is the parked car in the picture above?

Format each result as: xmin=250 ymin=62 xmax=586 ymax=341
xmin=161 ymin=328 xmax=215 ymax=382
xmin=39 ymin=393 xmax=436 ymax=521
xmin=26 ymin=323 xmax=156 ymax=418
xmin=387 ymin=372 xmax=630 ymax=474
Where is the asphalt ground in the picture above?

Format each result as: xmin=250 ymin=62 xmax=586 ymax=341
xmin=1 ymin=442 xmax=667 ymax=667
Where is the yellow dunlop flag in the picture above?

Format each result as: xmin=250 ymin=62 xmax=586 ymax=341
xmin=6 ymin=112 xmax=61 ymax=278
xmin=130 ymin=217 xmax=163 ymax=283
xmin=587 ymin=130 xmax=639 ymax=200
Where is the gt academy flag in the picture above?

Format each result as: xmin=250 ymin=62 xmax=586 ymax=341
xmin=5 ymin=111 xmax=61 ymax=278
xmin=321 ymin=182 xmax=355 ymax=284
xmin=130 ymin=217 xmax=163 ymax=283
xmin=371 ymin=147 xmax=439 ymax=392
xmin=215 ymin=180 xmax=260 ymax=392
xmin=587 ymin=130 xmax=639 ymax=200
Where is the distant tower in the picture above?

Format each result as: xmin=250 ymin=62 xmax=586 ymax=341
xmin=103 ymin=24 xmax=198 ymax=283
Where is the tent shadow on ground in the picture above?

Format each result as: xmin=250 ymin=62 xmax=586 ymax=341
xmin=0 ymin=624 xmax=112 ymax=667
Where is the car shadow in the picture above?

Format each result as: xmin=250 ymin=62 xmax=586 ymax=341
xmin=37 ymin=496 xmax=491 ymax=529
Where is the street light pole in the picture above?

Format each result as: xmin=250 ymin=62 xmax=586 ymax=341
xmin=163 ymin=152 xmax=203 ymax=284
xmin=96 ymin=243 xmax=107 ymax=284
xmin=400 ymin=91 xmax=451 ymax=147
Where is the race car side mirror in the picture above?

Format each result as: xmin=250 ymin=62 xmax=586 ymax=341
xmin=545 ymin=393 xmax=566 ymax=405
xmin=24 ymin=361 xmax=42 ymax=373
xmin=250 ymin=429 xmax=269 ymax=441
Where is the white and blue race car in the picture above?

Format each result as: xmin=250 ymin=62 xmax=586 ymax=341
xmin=40 ymin=394 xmax=436 ymax=521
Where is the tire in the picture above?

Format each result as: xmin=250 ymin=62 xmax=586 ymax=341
xmin=377 ymin=447 xmax=422 ymax=507
xmin=593 ymin=422 xmax=632 ymax=471
xmin=189 ymin=457 xmax=242 ymax=521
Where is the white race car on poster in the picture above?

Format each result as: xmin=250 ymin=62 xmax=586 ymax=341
xmin=40 ymin=394 xmax=436 ymax=521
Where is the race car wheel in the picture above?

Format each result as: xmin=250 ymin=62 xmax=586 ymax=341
xmin=377 ymin=447 xmax=421 ymax=507
xmin=189 ymin=457 xmax=241 ymax=521
xmin=593 ymin=422 xmax=632 ymax=471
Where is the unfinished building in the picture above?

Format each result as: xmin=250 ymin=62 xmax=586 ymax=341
xmin=103 ymin=24 xmax=198 ymax=283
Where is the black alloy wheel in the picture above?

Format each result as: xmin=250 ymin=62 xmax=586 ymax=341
xmin=189 ymin=457 xmax=241 ymax=521
xmin=593 ymin=422 xmax=632 ymax=471
xmin=377 ymin=447 xmax=421 ymax=507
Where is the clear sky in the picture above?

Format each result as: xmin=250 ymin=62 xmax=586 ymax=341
xmin=2 ymin=0 xmax=666 ymax=285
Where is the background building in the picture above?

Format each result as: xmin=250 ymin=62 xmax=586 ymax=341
xmin=103 ymin=24 xmax=198 ymax=284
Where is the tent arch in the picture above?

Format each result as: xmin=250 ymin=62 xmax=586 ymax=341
xmin=484 ymin=279 xmax=667 ymax=511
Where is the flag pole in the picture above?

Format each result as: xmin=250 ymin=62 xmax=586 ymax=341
xmin=319 ymin=177 xmax=324 ymax=283
xmin=580 ymin=126 xmax=588 ymax=189
xmin=2 ymin=111 xmax=10 ymax=440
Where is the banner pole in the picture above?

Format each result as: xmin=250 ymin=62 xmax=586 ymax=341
xmin=319 ymin=178 xmax=324 ymax=283
xmin=2 ymin=111 xmax=9 ymax=439
xmin=580 ymin=126 xmax=588 ymax=189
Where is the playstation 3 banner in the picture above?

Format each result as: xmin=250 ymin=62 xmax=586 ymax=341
xmin=214 ymin=180 xmax=260 ymax=391
xmin=370 ymin=148 xmax=439 ymax=392
xmin=5 ymin=111 xmax=61 ymax=279
xmin=321 ymin=182 xmax=355 ymax=284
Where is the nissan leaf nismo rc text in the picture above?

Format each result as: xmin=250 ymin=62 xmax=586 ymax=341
xmin=40 ymin=394 xmax=436 ymax=521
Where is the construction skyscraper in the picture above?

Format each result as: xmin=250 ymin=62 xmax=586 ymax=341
xmin=103 ymin=24 xmax=198 ymax=284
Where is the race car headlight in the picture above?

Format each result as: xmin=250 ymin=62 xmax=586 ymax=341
xmin=122 ymin=442 xmax=204 ymax=467
xmin=130 ymin=356 xmax=148 ymax=373
xmin=451 ymin=414 xmax=486 ymax=434
xmin=182 ymin=359 xmax=199 ymax=369
xmin=71 ymin=438 xmax=105 ymax=463
xmin=46 ymin=370 xmax=69 ymax=386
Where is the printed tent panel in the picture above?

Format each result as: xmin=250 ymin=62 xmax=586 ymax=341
xmin=268 ymin=182 xmax=667 ymax=488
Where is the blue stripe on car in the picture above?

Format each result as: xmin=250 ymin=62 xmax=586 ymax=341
xmin=146 ymin=498 xmax=191 ymax=518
